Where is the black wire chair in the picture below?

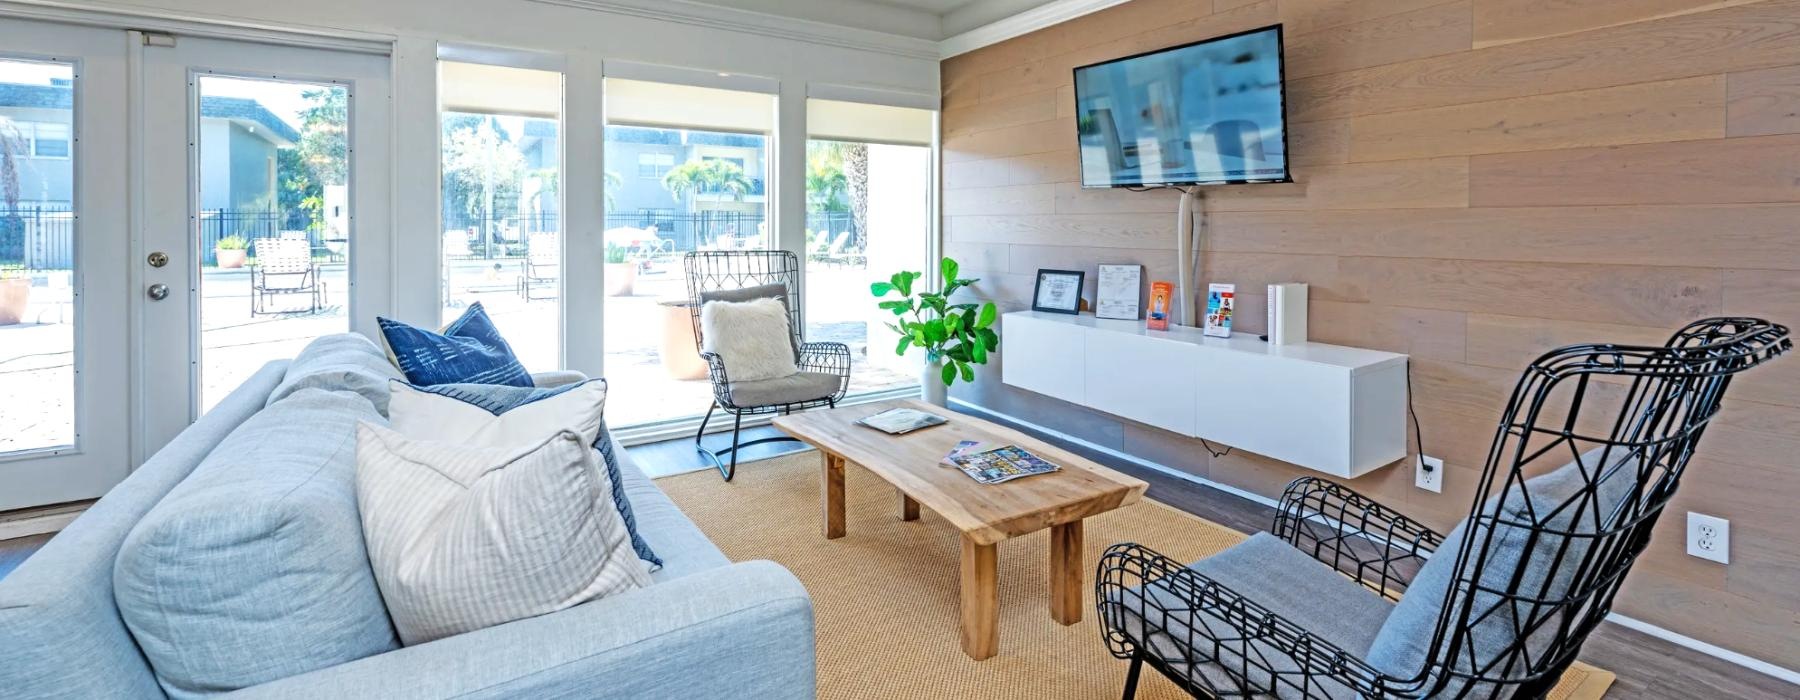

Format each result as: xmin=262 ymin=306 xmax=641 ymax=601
xmin=685 ymin=251 xmax=850 ymax=481
xmin=1097 ymin=317 xmax=1791 ymax=699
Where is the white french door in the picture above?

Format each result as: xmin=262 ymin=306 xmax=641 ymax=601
xmin=137 ymin=36 xmax=390 ymax=457
xmin=0 ymin=18 xmax=131 ymax=511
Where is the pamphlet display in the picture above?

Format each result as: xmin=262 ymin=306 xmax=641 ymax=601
xmin=1147 ymin=281 xmax=1174 ymax=331
xmin=1095 ymin=264 xmax=1143 ymax=320
xmin=1204 ymin=283 xmax=1235 ymax=338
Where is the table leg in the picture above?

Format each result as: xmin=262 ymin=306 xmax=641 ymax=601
xmin=960 ymin=535 xmax=999 ymax=660
xmin=1050 ymin=520 xmax=1083 ymax=625
xmin=822 ymin=454 xmax=845 ymax=539
xmin=899 ymin=490 xmax=920 ymax=521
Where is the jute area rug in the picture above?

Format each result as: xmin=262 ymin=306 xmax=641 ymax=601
xmin=656 ymin=451 xmax=1615 ymax=699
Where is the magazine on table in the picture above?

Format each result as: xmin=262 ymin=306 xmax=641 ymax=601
xmin=941 ymin=442 xmax=1061 ymax=484
xmin=855 ymin=407 xmax=948 ymax=435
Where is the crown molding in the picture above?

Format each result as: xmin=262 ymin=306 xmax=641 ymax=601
xmin=940 ymin=0 xmax=1130 ymax=58
xmin=525 ymin=0 xmax=940 ymax=62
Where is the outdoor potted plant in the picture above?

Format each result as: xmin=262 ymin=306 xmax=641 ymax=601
xmin=0 ymin=267 xmax=28 ymax=326
xmin=604 ymin=242 xmax=636 ymax=296
xmin=872 ymin=257 xmax=999 ymax=407
xmin=214 ymin=235 xmax=250 ymax=269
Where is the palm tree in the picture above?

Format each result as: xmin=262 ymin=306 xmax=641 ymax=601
xmin=805 ymin=157 xmax=847 ymax=213
xmin=810 ymin=141 xmax=868 ymax=247
xmin=660 ymin=159 xmax=753 ymax=202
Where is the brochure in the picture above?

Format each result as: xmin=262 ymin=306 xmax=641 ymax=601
xmin=1147 ymin=280 xmax=1174 ymax=331
xmin=855 ymin=407 xmax=948 ymax=435
xmin=943 ymin=444 xmax=1062 ymax=485
xmin=1204 ymin=283 xmax=1235 ymax=338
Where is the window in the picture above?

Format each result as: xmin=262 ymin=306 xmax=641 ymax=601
xmin=636 ymin=152 xmax=674 ymax=178
xmin=28 ymin=122 xmax=70 ymax=158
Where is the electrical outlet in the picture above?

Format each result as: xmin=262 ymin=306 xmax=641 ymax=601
xmin=1686 ymin=512 xmax=1730 ymax=564
xmin=1415 ymin=455 xmax=1443 ymax=493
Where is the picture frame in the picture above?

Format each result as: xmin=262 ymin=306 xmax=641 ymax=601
xmin=1095 ymin=264 xmax=1144 ymax=320
xmin=1032 ymin=269 xmax=1085 ymax=315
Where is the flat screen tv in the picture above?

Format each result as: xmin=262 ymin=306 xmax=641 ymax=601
xmin=1073 ymin=24 xmax=1291 ymax=188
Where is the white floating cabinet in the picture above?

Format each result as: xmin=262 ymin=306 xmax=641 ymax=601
xmin=1001 ymin=311 xmax=1409 ymax=479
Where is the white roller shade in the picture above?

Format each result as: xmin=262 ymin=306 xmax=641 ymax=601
xmin=605 ymin=78 xmax=774 ymax=134
xmin=807 ymin=99 xmax=934 ymax=146
xmin=440 ymin=61 xmax=561 ymax=118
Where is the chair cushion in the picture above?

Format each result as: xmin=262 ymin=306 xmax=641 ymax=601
xmin=699 ymin=282 xmax=798 ymax=360
xmin=267 ymin=333 xmax=404 ymax=414
xmin=389 ymin=380 xmax=661 ymax=569
xmin=114 ymin=388 xmax=400 ymax=699
xmin=726 ymin=371 xmax=841 ymax=407
xmin=355 ymin=423 xmax=651 ymax=646
xmin=376 ymin=302 xmax=532 ymax=387
xmin=1111 ymin=532 xmax=1393 ymax=699
xmin=1367 ymin=448 xmax=1639 ymax=693
xmin=701 ymin=297 xmax=799 ymax=383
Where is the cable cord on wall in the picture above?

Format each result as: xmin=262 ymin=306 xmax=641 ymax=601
xmin=1407 ymin=362 xmax=1427 ymax=470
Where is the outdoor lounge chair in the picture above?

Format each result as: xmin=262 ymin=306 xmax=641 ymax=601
xmin=685 ymin=250 xmax=850 ymax=481
xmin=250 ymin=237 xmax=324 ymax=315
xmin=1096 ymin=318 xmax=1791 ymax=699
xmin=516 ymin=231 xmax=559 ymax=300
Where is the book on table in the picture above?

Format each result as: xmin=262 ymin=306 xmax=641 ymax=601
xmin=941 ymin=442 xmax=1061 ymax=485
xmin=855 ymin=407 xmax=948 ymax=435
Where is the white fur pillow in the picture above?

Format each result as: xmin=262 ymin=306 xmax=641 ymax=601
xmin=700 ymin=297 xmax=799 ymax=382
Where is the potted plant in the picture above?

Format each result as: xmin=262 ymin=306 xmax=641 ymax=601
xmin=214 ymin=235 xmax=250 ymax=269
xmin=872 ymin=257 xmax=999 ymax=406
xmin=604 ymin=243 xmax=636 ymax=296
xmin=0 ymin=266 xmax=28 ymax=326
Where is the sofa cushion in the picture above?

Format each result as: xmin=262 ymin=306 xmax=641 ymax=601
xmin=356 ymin=423 xmax=651 ymax=645
xmin=1367 ymin=448 xmax=1638 ymax=693
xmin=612 ymin=446 xmax=732 ymax=584
xmin=377 ymin=302 xmax=532 ymax=387
xmin=267 ymin=333 xmax=404 ymax=414
xmin=114 ymin=388 xmax=400 ymax=699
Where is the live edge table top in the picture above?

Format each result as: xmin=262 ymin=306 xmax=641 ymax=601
xmin=772 ymin=399 xmax=1148 ymax=546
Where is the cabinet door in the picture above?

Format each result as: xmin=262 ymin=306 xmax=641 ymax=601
xmin=1085 ymin=330 xmax=1197 ymax=436
xmin=1000 ymin=314 xmax=1084 ymax=404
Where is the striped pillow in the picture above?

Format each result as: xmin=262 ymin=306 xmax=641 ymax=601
xmin=376 ymin=302 xmax=532 ymax=387
xmin=355 ymin=422 xmax=651 ymax=645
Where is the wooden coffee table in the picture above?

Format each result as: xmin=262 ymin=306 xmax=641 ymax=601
xmin=772 ymin=399 xmax=1148 ymax=660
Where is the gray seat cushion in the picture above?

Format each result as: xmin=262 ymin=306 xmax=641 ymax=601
xmin=114 ymin=388 xmax=400 ymax=699
xmin=1367 ymin=448 xmax=1638 ymax=694
xmin=727 ymin=371 xmax=840 ymax=407
xmin=612 ymin=447 xmax=733 ymax=584
xmin=267 ymin=333 xmax=404 ymax=415
xmin=1114 ymin=532 xmax=1394 ymax=699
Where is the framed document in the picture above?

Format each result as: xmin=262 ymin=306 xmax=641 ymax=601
xmin=1095 ymin=264 xmax=1143 ymax=320
xmin=1031 ymin=269 xmax=1085 ymax=314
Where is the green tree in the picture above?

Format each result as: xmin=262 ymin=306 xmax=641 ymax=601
xmin=810 ymin=141 xmax=869 ymax=246
xmin=805 ymin=142 xmax=847 ymax=214
xmin=297 ymin=87 xmax=348 ymax=186
xmin=661 ymin=159 xmax=752 ymax=202
xmin=277 ymin=148 xmax=322 ymax=228
xmin=0 ymin=117 xmax=24 ymax=261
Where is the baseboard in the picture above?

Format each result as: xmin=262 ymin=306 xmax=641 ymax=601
xmin=947 ymin=397 xmax=1800 ymax=689
xmin=0 ymin=500 xmax=92 ymax=541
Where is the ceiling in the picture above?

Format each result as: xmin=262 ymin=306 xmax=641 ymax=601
xmin=683 ymin=0 xmax=1068 ymax=41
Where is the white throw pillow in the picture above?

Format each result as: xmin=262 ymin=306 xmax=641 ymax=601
xmin=700 ymin=297 xmax=799 ymax=382
xmin=355 ymin=422 xmax=651 ymax=645
xmin=387 ymin=379 xmax=607 ymax=447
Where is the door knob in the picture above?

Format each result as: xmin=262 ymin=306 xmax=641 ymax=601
xmin=147 ymin=283 xmax=169 ymax=301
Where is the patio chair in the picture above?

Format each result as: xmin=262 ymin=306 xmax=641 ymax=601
xmin=1097 ymin=318 xmax=1790 ymax=700
xmin=516 ymin=232 xmax=559 ymax=300
xmin=686 ymin=250 xmax=851 ymax=481
xmin=250 ymin=237 xmax=325 ymax=315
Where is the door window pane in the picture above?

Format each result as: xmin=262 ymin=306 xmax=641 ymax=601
xmin=0 ymin=59 xmax=76 ymax=454
xmin=195 ymin=76 xmax=349 ymax=411
xmin=438 ymin=61 xmax=562 ymax=372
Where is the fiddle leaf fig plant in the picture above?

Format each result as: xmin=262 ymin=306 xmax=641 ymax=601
xmin=871 ymin=257 xmax=1000 ymax=387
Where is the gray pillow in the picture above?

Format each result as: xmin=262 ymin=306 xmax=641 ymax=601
xmin=1367 ymin=448 xmax=1637 ymax=693
xmin=267 ymin=333 xmax=404 ymax=415
xmin=698 ymin=283 xmax=798 ymax=360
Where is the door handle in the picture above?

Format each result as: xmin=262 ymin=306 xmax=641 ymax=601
xmin=147 ymin=283 xmax=169 ymax=301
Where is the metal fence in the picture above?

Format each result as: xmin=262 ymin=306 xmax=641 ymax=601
xmin=1 ymin=206 xmax=75 ymax=271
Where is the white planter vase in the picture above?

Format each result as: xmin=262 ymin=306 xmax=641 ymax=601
xmin=920 ymin=356 xmax=948 ymax=407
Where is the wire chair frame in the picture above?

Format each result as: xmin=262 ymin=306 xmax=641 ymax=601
xmin=1097 ymin=317 xmax=1791 ymax=700
xmin=683 ymin=251 xmax=851 ymax=481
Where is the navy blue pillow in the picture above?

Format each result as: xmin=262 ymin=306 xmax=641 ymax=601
xmin=378 ymin=302 xmax=532 ymax=387
xmin=405 ymin=380 xmax=663 ymax=570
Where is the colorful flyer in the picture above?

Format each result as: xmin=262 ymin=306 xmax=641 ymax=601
xmin=1204 ymin=283 xmax=1235 ymax=338
xmin=1147 ymin=280 xmax=1174 ymax=331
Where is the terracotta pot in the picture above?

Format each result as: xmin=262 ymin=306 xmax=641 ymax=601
xmin=215 ymin=248 xmax=247 ymax=269
xmin=0 ymin=278 xmax=29 ymax=326
xmin=605 ymin=262 xmax=637 ymax=296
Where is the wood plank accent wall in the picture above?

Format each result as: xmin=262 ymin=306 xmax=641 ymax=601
xmin=941 ymin=0 xmax=1800 ymax=670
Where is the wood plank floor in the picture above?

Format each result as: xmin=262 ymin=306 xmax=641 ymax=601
xmin=0 ymin=422 xmax=1791 ymax=698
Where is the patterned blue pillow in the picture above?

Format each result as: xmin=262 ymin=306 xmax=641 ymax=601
xmin=378 ymin=302 xmax=532 ymax=387
xmin=405 ymin=380 xmax=663 ymax=570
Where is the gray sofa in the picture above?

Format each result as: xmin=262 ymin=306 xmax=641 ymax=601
xmin=0 ymin=334 xmax=815 ymax=699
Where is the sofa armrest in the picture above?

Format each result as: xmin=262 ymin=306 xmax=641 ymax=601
xmin=530 ymin=370 xmax=589 ymax=388
xmin=230 ymin=561 xmax=813 ymax=700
